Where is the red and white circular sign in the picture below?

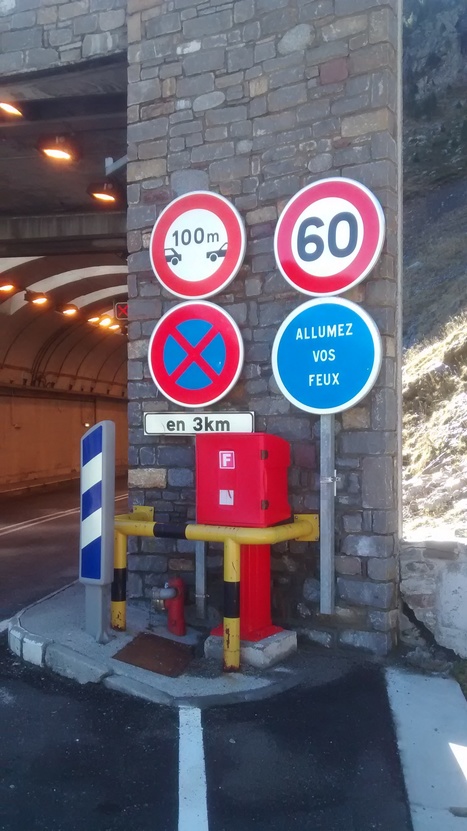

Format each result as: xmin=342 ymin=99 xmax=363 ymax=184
xmin=148 ymin=301 xmax=244 ymax=408
xmin=149 ymin=191 xmax=246 ymax=299
xmin=274 ymin=178 xmax=385 ymax=296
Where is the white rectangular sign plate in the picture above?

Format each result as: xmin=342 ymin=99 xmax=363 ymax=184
xmin=144 ymin=412 xmax=255 ymax=436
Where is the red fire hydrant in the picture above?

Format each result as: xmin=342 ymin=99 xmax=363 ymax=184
xmin=165 ymin=576 xmax=186 ymax=636
xmin=152 ymin=577 xmax=186 ymax=637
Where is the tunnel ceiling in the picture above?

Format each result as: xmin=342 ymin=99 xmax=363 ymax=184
xmin=0 ymin=57 xmax=131 ymax=399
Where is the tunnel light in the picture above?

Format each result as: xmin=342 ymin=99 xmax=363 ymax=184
xmin=37 ymin=135 xmax=78 ymax=162
xmin=0 ymin=102 xmax=23 ymax=117
xmin=86 ymin=180 xmax=119 ymax=204
xmin=87 ymin=315 xmax=100 ymax=324
xmin=25 ymin=290 xmax=49 ymax=306
xmin=60 ymin=303 xmax=78 ymax=317
xmin=109 ymin=322 xmax=120 ymax=331
xmin=99 ymin=315 xmax=112 ymax=327
xmin=0 ymin=282 xmax=15 ymax=292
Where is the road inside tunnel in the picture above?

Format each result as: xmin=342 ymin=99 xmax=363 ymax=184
xmin=0 ymin=477 xmax=128 ymax=620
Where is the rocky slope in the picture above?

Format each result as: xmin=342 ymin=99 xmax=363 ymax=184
xmin=404 ymin=0 xmax=467 ymax=197
xmin=403 ymin=0 xmax=467 ymax=539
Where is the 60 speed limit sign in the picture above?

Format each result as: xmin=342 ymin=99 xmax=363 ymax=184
xmin=274 ymin=178 xmax=385 ymax=296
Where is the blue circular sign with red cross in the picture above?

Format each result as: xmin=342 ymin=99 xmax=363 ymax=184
xmin=149 ymin=191 xmax=246 ymax=299
xmin=274 ymin=178 xmax=385 ymax=296
xmin=148 ymin=301 xmax=244 ymax=408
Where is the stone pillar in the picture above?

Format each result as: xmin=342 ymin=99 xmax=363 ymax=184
xmin=127 ymin=0 xmax=401 ymax=654
xmin=0 ymin=0 xmax=126 ymax=75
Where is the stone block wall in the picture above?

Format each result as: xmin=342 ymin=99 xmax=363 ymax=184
xmin=401 ymin=539 xmax=467 ymax=658
xmin=0 ymin=0 xmax=126 ymax=75
xmin=127 ymin=0 xmax=401 ymax=654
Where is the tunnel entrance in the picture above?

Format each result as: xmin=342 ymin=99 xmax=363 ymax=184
xmin=0 ymin=57 xmax=128 ymax=489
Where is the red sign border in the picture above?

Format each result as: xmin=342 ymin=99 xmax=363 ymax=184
xmin=274 ymin=178 xmax=385 ymax=296
xmin=148 ymin=301 xmax=244 ymax=408
xmin=149 ymin=191 xmax=246 ymax=299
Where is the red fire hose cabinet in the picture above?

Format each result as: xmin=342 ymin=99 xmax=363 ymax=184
xmin=195 ymin=432 xmax=291 ymax=528
xmin=196 ymin=433 xmax=292 ymax=642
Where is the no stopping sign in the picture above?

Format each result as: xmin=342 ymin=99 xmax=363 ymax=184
xmin=148 ymin=301 xmax=244 ymax=408
xmin=274 ymin=178 xmax=385 ymax=296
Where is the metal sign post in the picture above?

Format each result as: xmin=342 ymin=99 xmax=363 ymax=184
xmin=79 ymin=421 xmax=115 ymax=642
xmin=272 ymin=299 xmax=383 ymax=615
xmin=273 ymin=178 xmax=386 ymax=616
xmin=320 ymin=415 xmax=335 ymax=615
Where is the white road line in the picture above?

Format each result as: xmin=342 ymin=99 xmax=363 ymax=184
xmin=0 ymin=619 xmax=10 ymax=633
xmin=178 ymin=707 xmax=209 ymax=831
xmin=0 ymin=493 xmax=128 ymax=537
xmin=0 ymin=506 xmax=80 ymax=536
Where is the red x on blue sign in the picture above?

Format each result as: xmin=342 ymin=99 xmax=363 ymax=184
xmin=148 ymin=301 xmax=244 ymax=407
xmin=114 ymin=301 xmax=128 ymax=321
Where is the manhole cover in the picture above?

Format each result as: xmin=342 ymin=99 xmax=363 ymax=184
xmin=113 ymin=632 xmax=193 ymax=677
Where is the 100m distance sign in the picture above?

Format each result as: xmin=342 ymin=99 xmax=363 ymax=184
xmin=150 ymin=191 xmax=246 ymax=299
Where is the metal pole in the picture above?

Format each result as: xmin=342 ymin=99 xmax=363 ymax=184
xmin=84 ymin=584 xmax=110 ymax=644
xmin=223 ymin=538 xmax=241 ymax=672
xmin=195 ymin=541 xmax=207 ymax=620
xmin=111 ymin=530 xmax=127 ymax=631
xmin=320 ymin=414 xmax=335 ymax=614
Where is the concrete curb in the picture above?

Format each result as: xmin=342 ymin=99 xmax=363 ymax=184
xmin=7 ymin=583 xmax=305 ymax=707
xmin=386 ymin=667 xmax=467 ymax=831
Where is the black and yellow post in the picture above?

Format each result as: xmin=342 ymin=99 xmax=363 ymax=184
xmin=223 ymin=538 xmax=241 ymax=671
xmin=111 ymin=509 xmax=319 ymax=670
xmin=111 ymin=530 xmax=127 ymax=631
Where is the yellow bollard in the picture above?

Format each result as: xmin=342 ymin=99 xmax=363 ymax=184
xmin=111 ymin=529 xmax=127 ymax=631
xmin=111 ymin=513 xmax=319 ymax=667
xmin=223 ymin=538 xmax=241 ymax=672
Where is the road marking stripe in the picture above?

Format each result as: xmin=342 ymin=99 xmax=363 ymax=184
xmin=0 ymin=493 xmax=127 ymax=537
xmin=178 ymin=707 xmax=209 ymax=831
xmin=0 ymin=506 xmax=79 ymax=536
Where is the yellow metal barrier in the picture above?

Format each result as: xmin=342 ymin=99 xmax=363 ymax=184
xmin=111 ymin=508 xmax=319 ymax=672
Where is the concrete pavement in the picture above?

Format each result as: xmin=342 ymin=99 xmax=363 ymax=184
xmin=7 ymin=581 xmax=467 ymax=830
xmin=387 ymin=669 xmax=467 ymax=831
xmin=8 ymin=582 xmax=306 ymax=708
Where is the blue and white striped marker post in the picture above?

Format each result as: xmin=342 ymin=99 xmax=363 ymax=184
xmin=79 ymin=421 xmax=115 ymax=642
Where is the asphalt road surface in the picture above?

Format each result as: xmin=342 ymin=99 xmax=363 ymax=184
xmin=0 ymin=482 xmax=413 ymax=831
xmin=0 ymin=479 xmax=128 ymax=619
xmin=0 ymin=639 xmax=412 ymax=831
